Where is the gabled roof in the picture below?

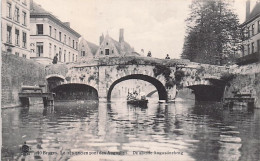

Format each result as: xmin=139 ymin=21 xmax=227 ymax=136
xmin=111 ymin=38 xmax=134 ymax=55
xmin=242 ymin=2 xmax=260 ymax=26
xmin=86 ymin=41 xmax=98 ymax=56
xmin=30 ymin=1 xmax=81 ymax=38
xmin=30 ymin=1 xmax=49 ymax=14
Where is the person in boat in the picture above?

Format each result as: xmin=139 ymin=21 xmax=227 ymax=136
xmin=140 ymin=92 xmax=146 ymax=100
xmin=127 ymin=92 xmax=133 ymax=100
xmin=133 ymin=91 xmax=138 ymax=99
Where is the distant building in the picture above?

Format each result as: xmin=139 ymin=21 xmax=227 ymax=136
xmin=78 ymin=37 xmax=98 ymax=61
xmin=1 ymin=0 xmax=30 ymax=58
xmin=29 ymin=1 xmax=81 ymax=64
xmin=95 ymin=29 xmax=138 ymax=58
xmin=238 ymin=0 xmax=260 ymax=65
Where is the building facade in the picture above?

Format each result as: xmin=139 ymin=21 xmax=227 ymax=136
xmin=30 ymin=1 xmax=81 ymax=64
xmin=95 ymin=29 xmax=137 ymax=58
xmin=1 ymin=0 xmax=30 ymax=58
xmin=238 ymin=0 xmax=260 ymax=65
xmin=78 ymin=37 xmax=98 ymax=61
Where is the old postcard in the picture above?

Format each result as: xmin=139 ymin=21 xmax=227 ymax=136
xmin=1 ymin=0 xmax=260 ymax=160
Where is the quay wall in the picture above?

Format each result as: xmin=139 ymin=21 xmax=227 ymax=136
xmin=1 ymin=52 xmax=47 ymax=108
xmin=224 ymin=63 xmax=260 ymax=108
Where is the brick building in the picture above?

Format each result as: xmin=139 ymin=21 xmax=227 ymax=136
xmin=238 ymin=0 xmax=260 ymax=65
xmin=1 ymin=0 xmax=30 ymax=58
xmin=30 ymin=1 xmax=81 ymax=64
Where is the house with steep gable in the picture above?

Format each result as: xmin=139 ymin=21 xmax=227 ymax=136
xmin=78 ymin=37 xmax=98 ymax=60
xmin=95 ymin=29 xmax=138 ymax=58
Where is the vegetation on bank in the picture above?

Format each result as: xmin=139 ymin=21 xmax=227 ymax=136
xmin=182 ymin=0 xmax=242 ymax=65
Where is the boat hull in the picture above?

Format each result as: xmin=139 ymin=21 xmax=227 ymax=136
xmin=127 ymin=99 xmax=148 ymax=106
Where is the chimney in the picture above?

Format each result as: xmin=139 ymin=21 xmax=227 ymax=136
xmin=246 ymin=0 xmax=251 ymax=20
xmin=99 ymin=33 xmax=104 ymax=45
xmin=119 ymin=28 xmax=124 ymax=43
xmin=64 ymin=22 xmax=70 ymax=27
xmin=30 ymin=0 xmax=34 ymax=11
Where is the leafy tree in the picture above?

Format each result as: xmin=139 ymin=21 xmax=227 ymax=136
xmin=182 ymin=0 xmax=242 ymax=65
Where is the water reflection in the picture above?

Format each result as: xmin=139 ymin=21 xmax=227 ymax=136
xmin=1 ymin=100 xmax=260 ymax=161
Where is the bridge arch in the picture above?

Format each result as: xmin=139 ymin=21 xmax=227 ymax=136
xmin=52 ymin=83 xmax=98 ymax=100
xmin=46 ymin=74 xmax=65 ymax=80
xmin=107 ymin=74 xmax=167 ymax=101
xmin=186 ymin=84 xmax=225 ymax=102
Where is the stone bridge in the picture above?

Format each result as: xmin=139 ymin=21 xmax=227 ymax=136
xmin=45 ymin=56 xmax=230 ymax=102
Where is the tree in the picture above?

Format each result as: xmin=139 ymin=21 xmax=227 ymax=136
xmin=181 ymin=0 xmax=242 ymax=65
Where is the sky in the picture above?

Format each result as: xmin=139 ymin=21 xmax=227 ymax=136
xmin=33 ymin=0 xmax=255 ymax=59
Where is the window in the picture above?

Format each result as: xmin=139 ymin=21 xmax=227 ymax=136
xmin=7 ymin=26 xmax=12 ymax=43
xmin=252 ymin=24 xmax=255 ymax=36
xmin=105 ymin=49 xmax=109 ymax=55
xmin=73 ymin=40 xmax=75 ymax=48
xmin=14 ymin=7 xmax=20 ymax=22
xmin=15 ymin=52 xmax=19 ymax=57
xmin=49 ymin=26 xmax=52 ymax=36
xmin=252 ymin=42 xmax=255 ymax=53
xmin=248 ymin=27 xmax=250 ymax=38
xmin=22 ymin=54 xmax=26 ymax=58
xmin=54 ymin=45 xmax=57 ymax=55
xmin=242 ymin=28 xmax=247 ymax=40
xmin=73 ymin=54 xmax=74 ymax=61
xmin=68 ymin=52 xmax=71 ymax=62
xmin=59 ymin=32 xmax=61 ymax=41
xmin=258 ymin=40 xmax=260 ymax=53
xmin=36 ymin=42 xmax=43 ymax=57
xmin=64 ymin=34 xmax=66 ymax=44
xmin=7 ymin=3 xmax=11 ymax=18
xmin=82 ymin=51 xmax=85 ymax=56
xmin=247 ymin=44 xmax=250 ymax=55
xmin=15 ymin=29 xmax=20 ymax=46
xmin=54 ymin=28 xmax=57 ymax=39
xmin=64 ymin=50 xmax=66 ymax=62
xmin=22 ymin=32 xmax=27 ymax=48
xmin=76 ymin=42 xmax=78 ymax=50
xmin=49 ymin=43 xmax=52 ymax=58
xmin=69 ymin=37 xmax=71 ymax=46
xmin=112 ymin=50 xmax=114 ymax=54
xmin=106 ymin=42 xmax=108 ymax=45
xmin=59 ymin=48 xmax=62 ymax=61
xmin=101 ymin=51 xmax=103 ymax=55
xmin=22 ymin=11 xmax=26 ymax=26
xmin=37 ymin=24 xmax=43 ymax=35
xmin=76 ymin=55 xmax=77 ymax=61
xmin=258 ymin=21 xmax=260 ymax=33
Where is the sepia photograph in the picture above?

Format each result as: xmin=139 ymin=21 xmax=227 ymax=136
xmin=1 ymin=0 xmax=260 ymax=160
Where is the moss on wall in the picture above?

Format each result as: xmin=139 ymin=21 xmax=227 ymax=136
xmin=1 ymin=52 xmax=47 ymax=107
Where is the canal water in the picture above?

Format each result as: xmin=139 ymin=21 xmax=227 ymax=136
xmin=2 ymin=99 xmax=260 ymax=161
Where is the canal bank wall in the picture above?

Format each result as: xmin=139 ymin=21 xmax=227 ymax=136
xmin=224 ymin=63 xmax=260 ymax=108
xmin=1 ymin=52 xmax=47 ymax=108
